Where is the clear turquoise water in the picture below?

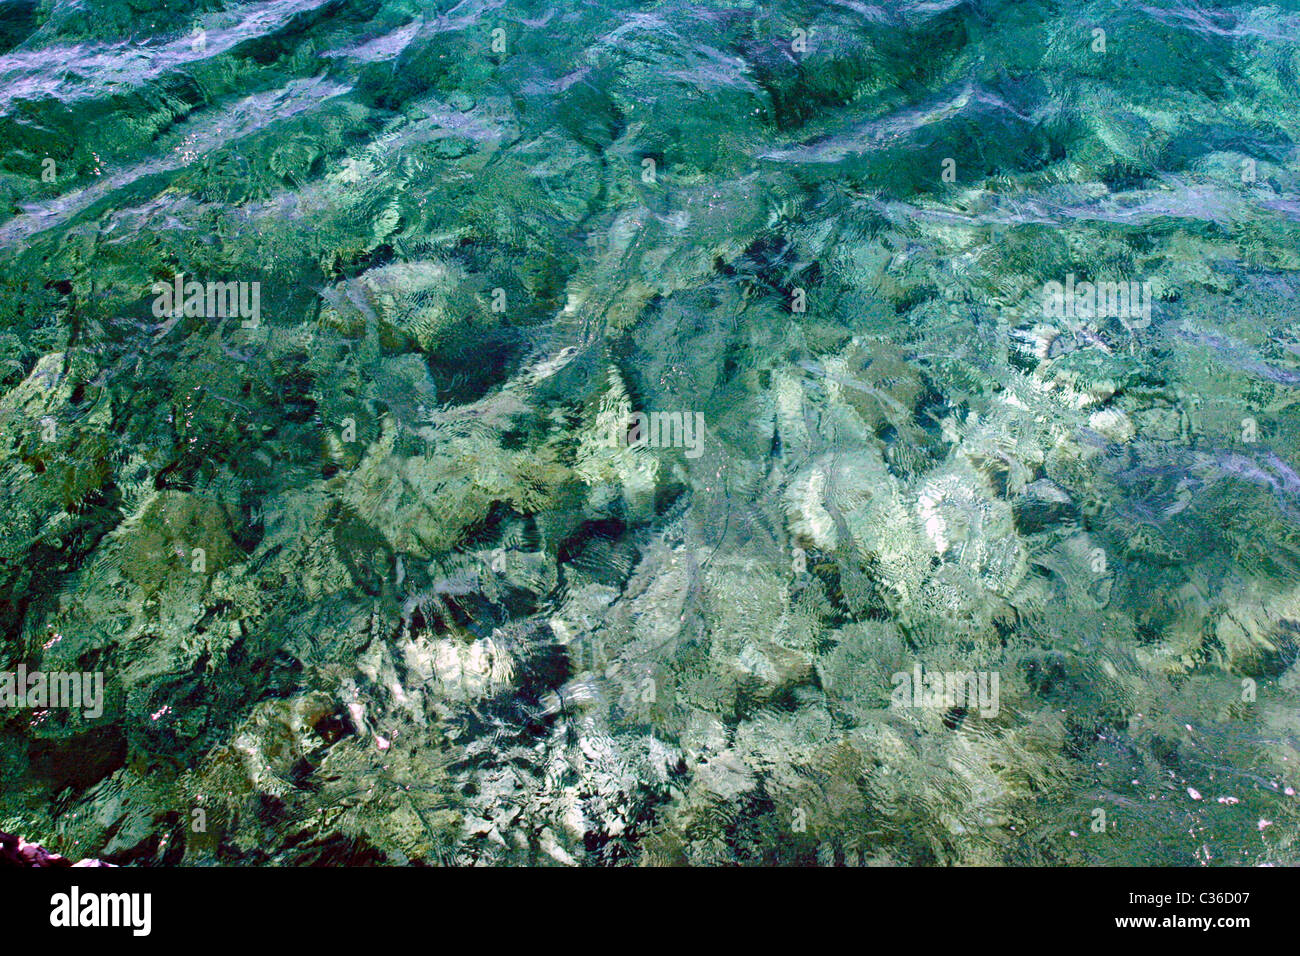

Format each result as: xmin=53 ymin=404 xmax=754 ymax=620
xmin=1 ymin=0 xmax=1299 ymax=865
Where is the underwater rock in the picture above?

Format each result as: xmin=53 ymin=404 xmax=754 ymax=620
xmin=0 ymin=351 xmax=113 ymax=612
xmin=733 ymin=641 xmax=815 ymax=703
xmin=916 ymin=465 xmax=1028 ymax=599
xmin=320 ymin=259 xmax=487 ymax=354
xmin=1088 ymin=407 xmax=1136 ymax=444
xmin=0 ymin=831 xmax=111 ymax=867
xmin=1013 ymin=479 xmax=1079 ymax=534
xmin=117 ymin=490 xmax=243 ymax=587
xmin=0 ymin=830 xmax=72 ymax=867
xmin=573 ymin=368 xmax=661 ymax=522
xmin=824 ymin=341 xmax=930 ymax=436
xmin=1211 ymin=582 xmax=1300 ymax=678
xmin=339 ymin=414 xmax=571 ymax=558
xmin=784 ymin=447 xmax=899 ymax=553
